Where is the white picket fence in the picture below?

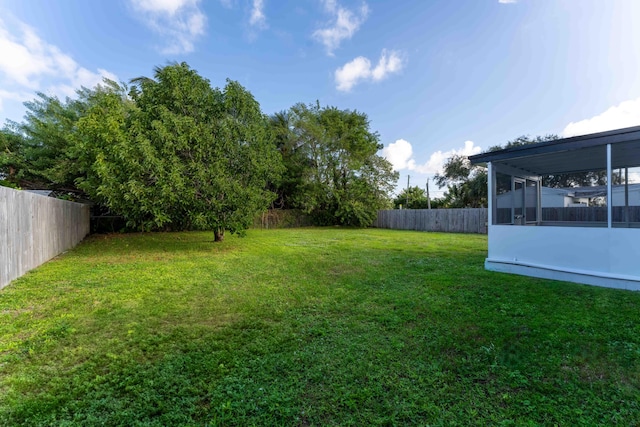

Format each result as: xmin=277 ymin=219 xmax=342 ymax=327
xmin=0 ymin=186 xmax=90 ymax=289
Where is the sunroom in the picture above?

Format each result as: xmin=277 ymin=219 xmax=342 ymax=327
xmin=469 ymin=125 xmax=640 ymax=290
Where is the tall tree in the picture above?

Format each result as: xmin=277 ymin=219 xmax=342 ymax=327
xmin=0 ymin=124 xmax=26 ymax=188
xmin=0 ymin=82 xmax=130 ymax=198
xmin=269 ymin=110 xmax=304 ymax=209
xmin=76 ymin=63 xmax=282 ymax=240
xmin=434 ymin=154 xmax=487 ymax=208
xmin=272 ymin=103 xmax=398 ymax=226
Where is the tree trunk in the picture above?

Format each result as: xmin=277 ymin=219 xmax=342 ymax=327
xmin=214 ymin=228 xmax=225 ymax=242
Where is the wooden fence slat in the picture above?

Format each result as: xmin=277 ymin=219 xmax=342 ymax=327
xmin=373 ymin=208 xmax=488 ymax=234
xmin=1 ymin=187 xmax=90 ymax=289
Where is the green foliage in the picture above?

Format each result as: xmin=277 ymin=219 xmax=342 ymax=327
xmin=1 ymin=229 xmax=640 ymax=425
xmin=0 ymin=82 xmax=131 ymax=200
xmin=0 ymin=179 xmax=20 ymax=189
xmin=434 ymin=154 xmax=488 ymax=208
xmin=0 ymin=126 xmax=24 ymax=186
xmin=2 ymin=62 xmax=396 ymax=232
xmin=75 ymin=63 xmax=282 ymax=238
xmin=0 ymin=96 xmax=81 ymax=194
xmin=393 ymin=185 xmax=445 ymax=209
xmin=270 ymin=103 xmax=398 ymax=226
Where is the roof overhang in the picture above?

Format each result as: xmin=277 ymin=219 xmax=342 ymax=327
xmin=469 ymin=125 xmax=640 ymax=175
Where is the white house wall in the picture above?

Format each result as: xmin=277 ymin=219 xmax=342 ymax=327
xmin=486 ymin=225 xmax=640 ymax=290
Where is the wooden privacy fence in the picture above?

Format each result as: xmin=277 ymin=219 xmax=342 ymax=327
xmin=253 ymin=209 xmax=313 ymax=229
xmin=373 ymin=208 xmax=488 ymax=234
xmin=0 ymin=186 xmax=90 ymax=289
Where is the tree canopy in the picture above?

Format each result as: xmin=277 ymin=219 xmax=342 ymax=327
xmin=75 ymin=63 xmax=283 ymax=240
xmin=434 ymin=154 xmax=487 ymax=208
xmin=1 ymin=62 xmax=399 ymax=237
xmin=392 ymin=185 xmax=445 ymax=209
xmin=0 ymin=90 xmax=93 ymax=197
xmin=270 ymin=102 xmax=398 ymax=226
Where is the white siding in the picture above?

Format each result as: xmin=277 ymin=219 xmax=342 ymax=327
xmin=486 ymin=225 xmax=640 ymax=290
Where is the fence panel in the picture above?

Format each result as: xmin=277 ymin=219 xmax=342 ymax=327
xmin=373 ymin=208 xmax=488 ymax=234
xmin=253 ymin=209 xmax=313 ymax=229
xmin=0 ymin=186 xmax=90 ymax=289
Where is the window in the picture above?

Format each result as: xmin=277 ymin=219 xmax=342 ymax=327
xmin=539 ymin=170 xmax=608 ymax=225
xmin=525 ymin=179 xmax=538 ymax=223
xmin=492 ymin=172 xmax=539 ymax=225
xmin=611 ymin=164 xmax=640 ymax=227
xmin=494 ymin=172 xmax=512 ymax=224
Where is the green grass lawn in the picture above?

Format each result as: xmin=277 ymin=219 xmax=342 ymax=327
xmin=1 ymin=228 xmax=639 ymax=426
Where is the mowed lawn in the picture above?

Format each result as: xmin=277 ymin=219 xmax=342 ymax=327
xmin=1 ymin=229 xmax=639 ymax=426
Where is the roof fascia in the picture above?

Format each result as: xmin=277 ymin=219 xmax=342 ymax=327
xmin=470 ymin=126 xmax=640 ymax=164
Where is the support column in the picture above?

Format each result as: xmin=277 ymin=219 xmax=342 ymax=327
xmin=625 ymin=167 xmax=629 ymax=225
xmin=607 ymin=143 xmax=612 ymax=228
xmin=488 ymin=162 xmax=494 ymax=226
xmin=537 ymin=178 xmax=542 ymax=225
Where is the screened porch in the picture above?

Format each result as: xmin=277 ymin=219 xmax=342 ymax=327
xmin=469 ymin=125 xmax=640 ymax=290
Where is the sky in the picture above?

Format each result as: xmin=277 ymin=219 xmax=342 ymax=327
xmin=1 ymin=0 xmax=640 ymax=197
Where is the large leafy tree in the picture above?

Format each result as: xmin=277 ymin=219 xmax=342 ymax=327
xmin=0 ymin=82 xmax=130 ymax=199
xmin=77 ymin=63 xmax=282 ymax=240
xmin=0 ymin=92 xmax=87 ymax=194
xmin=268 ymin=109 xmax=305 ymax=209
xmin=272 ymin=102 xmax=398 ymax=226
xmin=434 ymin=154 xmax=488 ymax=208
xmin=0 ymin=125 xmax=26 ymax=188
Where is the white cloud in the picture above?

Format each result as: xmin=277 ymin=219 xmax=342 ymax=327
xmin=0 ymin=21 xmax=75 ymax=89
xmin=0 ymin=17 xmax=117 ymax=114
xmin=562 ymin=97 xmax=640 ymax=137
xmin=335 ymin=56 xmax=370 ymax=91
xmin=383 ymin=139 xmax=482 ymax=175
xmin=50 ymin=67 xmax=118 ymax=99
xmin=313 ymin=0 xmax=369 ymax=56
xmin=498 ymin=0 xmax=518 ymax=3
xmin=134 ymin=0 xmax=196 ymax=14
xmin=382 ymin=139 xmax=413 ymax=171
xmin=249 ymin=0 xmax=267 ymax=29
xmin=129 ymin=0 xmax=207 ymax=54
xmin=371 ymin=49 xmax=403 ymax=81
xmin=335 ymin=49 xmax=404 ymax=92
xmin=412 ymin=140 xmax=482 ymax=174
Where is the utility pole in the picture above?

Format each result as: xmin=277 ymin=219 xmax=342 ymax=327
xmin=426 ymin=178 xmax=431 ymax=210
xmin=406 ymin=175 xmax=410 ymax=208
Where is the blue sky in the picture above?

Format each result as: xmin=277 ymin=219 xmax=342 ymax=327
xmin=1 ymin=0 xmax=640 ymax=197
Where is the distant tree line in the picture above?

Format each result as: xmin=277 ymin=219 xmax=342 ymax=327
xmin=0 ymin=62 xmax=398 ymax=240
xmin=392 ymin=185 xmax=445 ymax=210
